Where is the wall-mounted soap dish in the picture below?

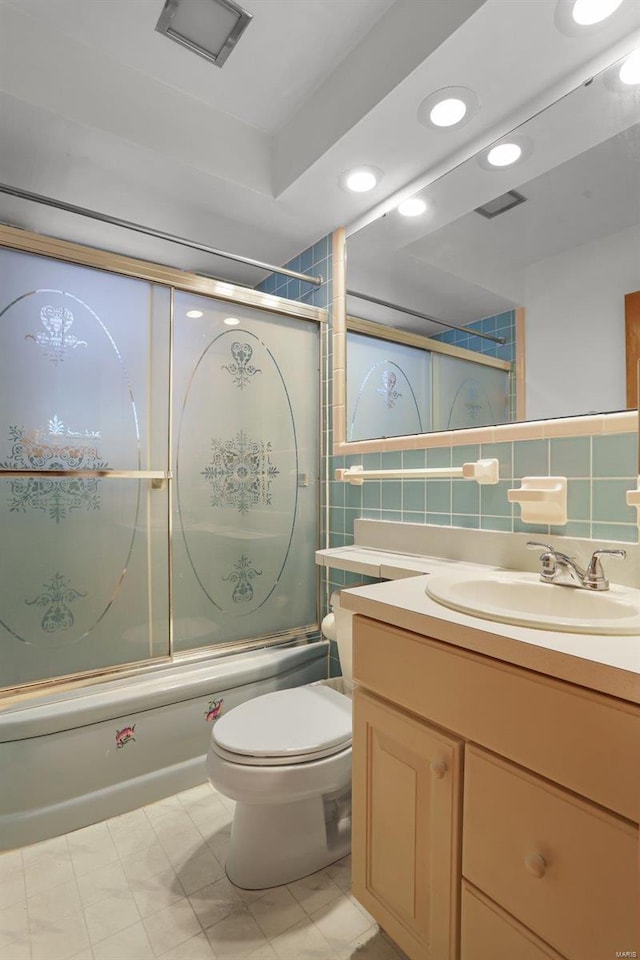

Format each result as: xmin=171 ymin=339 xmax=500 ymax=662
xmin=507 ymin=477 xmax=567 ymax=525
xmin=626 ymin=481 xmax=640 ymax=527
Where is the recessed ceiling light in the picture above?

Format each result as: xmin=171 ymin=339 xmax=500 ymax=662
xmin=341 ymin=167 xmax=381 ymax=193
xmin=555 ymin=0 xmax=623 ymax=34
xmin=619 ymin=50 xmax=640 ymax=85
xmin=571 ymin=0 xmax=623 ymax=25
xmin=487 ymin=143 xmax=522 ymax=167
xmin=347 ymin=170 xmax=376 ymax=192
xmin=479 ymin=136 xmax=532 ymax=172
xmin=430 ymin=98 xmax=467 ymax=127
xmin=224 ymin=317 xmax=240 ymax=326
xmin=186 ymin=309 xmax=203 ymax=318
xmin=418 ymin=86 xmax=480 ymax=131
xmin=398 ymin=198 xmax=427 ymax=217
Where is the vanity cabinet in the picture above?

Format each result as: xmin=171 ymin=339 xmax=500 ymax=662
xmin=351 ymin=614 xmax=640 ymax=960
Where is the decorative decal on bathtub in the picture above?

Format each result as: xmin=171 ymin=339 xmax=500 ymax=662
xmin=376 ymin=369 xmax=402 ymax=409
xmin=25 ymin=305 xmax=88 ymax=364
xmin=115 ymin=725 xmax=136 ymax=748
xmin=25 ymin=572 xmax=87 ymax=632
xmin=222 ymin=342 xmax=262 ymax=389
xmin=204 ymin=699 xmax=224 ymax=722
xmin=1 ymin=419 xmax=109 ymax=522
xmin=201 ymin=430 xmax=279 ymax=514
xmin=222 ymin=555 xmax=263 ymax=603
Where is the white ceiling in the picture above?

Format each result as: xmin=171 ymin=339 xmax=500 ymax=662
xmin=0 ymin=0 xmax=396 ymax=133
xmin=0 ymin=0 xmax=638 ymax=286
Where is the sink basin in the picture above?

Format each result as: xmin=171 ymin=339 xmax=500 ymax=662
xmin=425 ymin=570 xmax=640 ymax=635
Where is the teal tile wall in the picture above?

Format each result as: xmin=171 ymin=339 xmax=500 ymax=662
xmin=255 ymin=237 xmax=331 ymax=310
xmin=326 ymin=427 xmax=628 ymax=679
xmin=330 ymin=432 xmax=639 ymax=547
xmin=431 ymin=310 xmax=515 ymax=362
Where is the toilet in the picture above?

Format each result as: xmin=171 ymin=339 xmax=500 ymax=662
xmin=206 ymin=592 xmax=354 ymax=889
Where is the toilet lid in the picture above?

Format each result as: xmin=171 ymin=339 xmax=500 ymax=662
xmin=212 ymin=685 xmax=352 ymax=761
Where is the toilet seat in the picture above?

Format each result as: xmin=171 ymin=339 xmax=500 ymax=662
xmin=211 ymin=685 xmax=352 ymax=766
xmin=211 ymin=739 xmax=352 ymax=766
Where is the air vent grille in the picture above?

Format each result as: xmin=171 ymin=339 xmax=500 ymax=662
xmin=475 ymin=190 xmax=527 ymax=219
xmin=156 ymin=0 xmax=252 ymax=68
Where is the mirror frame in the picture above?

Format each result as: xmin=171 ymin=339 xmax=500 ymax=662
xmin=331 ymin=228 xmax=638 ymax=457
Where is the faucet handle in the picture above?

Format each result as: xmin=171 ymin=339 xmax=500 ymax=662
xmin=585 ymin=548 xmax=626 ymax=589
xmin=589 ymin=548 xmax=626 ymax=561
xmin=526 ymin=541 xmax=576 ymax=563
xmin=526 ymin=541 xmax=559 ymax=579
xmin=526 ymin=541 xmax=555 ymax=554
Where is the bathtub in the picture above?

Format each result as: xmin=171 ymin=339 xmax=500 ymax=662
xmin=0 ymin=640 xmax=329 ymax=851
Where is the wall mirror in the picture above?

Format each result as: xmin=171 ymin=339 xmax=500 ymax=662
xmin=339 ymin=50 xmax=640 ymax=446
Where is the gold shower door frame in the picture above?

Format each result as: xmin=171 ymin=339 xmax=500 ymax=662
xmin=0 ymin=225 xmax=327 ymax=699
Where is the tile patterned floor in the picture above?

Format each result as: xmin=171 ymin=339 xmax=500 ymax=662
xmin=0 ymin=784 xmax=407 ymax=960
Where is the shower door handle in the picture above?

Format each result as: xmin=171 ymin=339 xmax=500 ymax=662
xmin=0 ymin=469 xmax=172 ymax=479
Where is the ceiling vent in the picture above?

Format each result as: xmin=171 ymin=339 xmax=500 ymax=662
xmin=475 ymin=190 xmax=527 ymax=219
xmin=155 ymin=0 xmax=252 ymax=68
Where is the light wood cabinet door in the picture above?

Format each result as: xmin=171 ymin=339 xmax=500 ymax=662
xmin=352 ymin=688 xmax=463 ymax=960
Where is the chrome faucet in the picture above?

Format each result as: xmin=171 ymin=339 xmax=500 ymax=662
xmin=526 ymin=542 xmax=626 ymax=591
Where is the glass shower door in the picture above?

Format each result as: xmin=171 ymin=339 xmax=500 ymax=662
xmin=172 ymin=291 xmax=319 ymax=651
xmin=0 ymin=248 xmax=170 ymax=688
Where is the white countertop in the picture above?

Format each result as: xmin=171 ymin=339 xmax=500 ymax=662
xmin=315 ymin=545 xmax=491 ymax=580
xmin=340 ymin=573 xmax=640 ymax=704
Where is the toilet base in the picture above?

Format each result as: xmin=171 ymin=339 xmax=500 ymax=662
xmin=226 ymin=790 xmax=351 ymax=889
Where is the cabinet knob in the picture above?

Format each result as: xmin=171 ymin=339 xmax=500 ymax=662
xmin=524 ymin=853 xmax=547 ymax=878
xmin=430 ymin=760 xmax=447 ymax=779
